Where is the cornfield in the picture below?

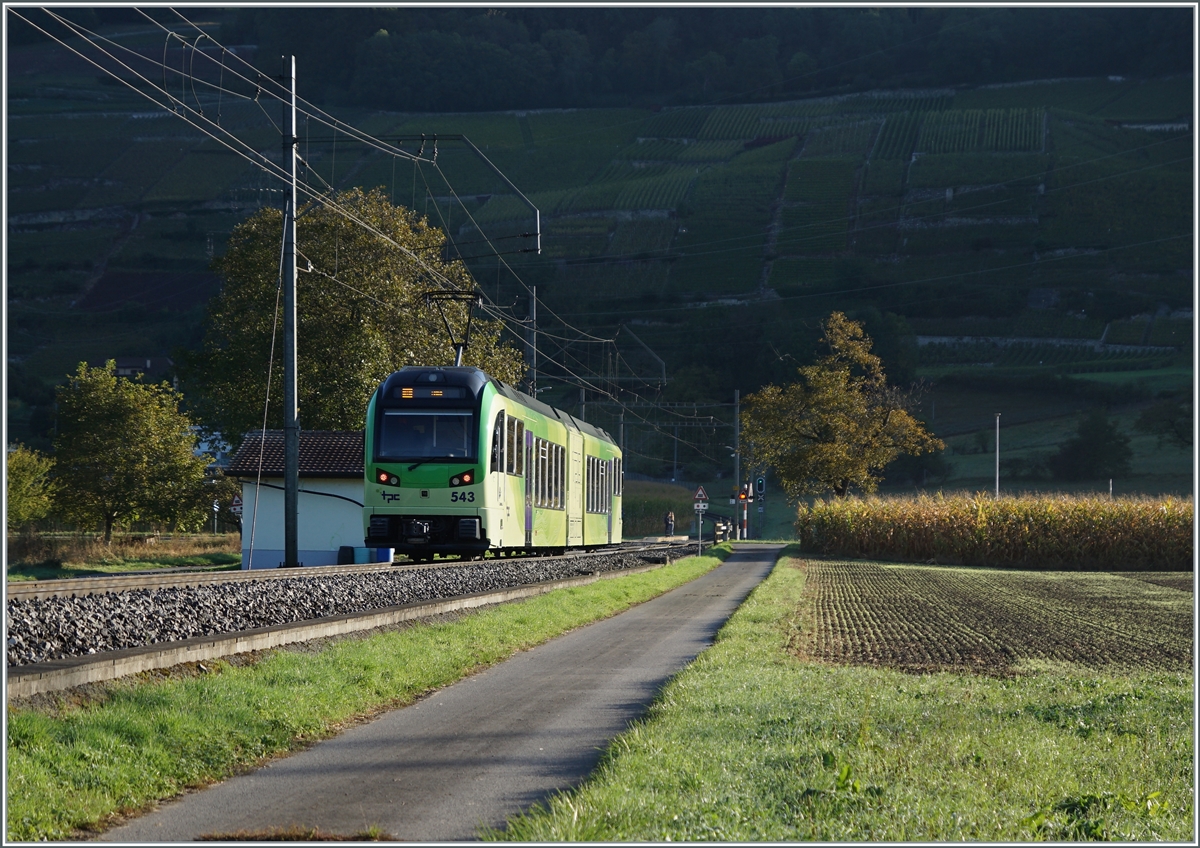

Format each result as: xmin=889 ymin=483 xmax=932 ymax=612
xmin=795 ymin=493 xmax=1194 ymax=570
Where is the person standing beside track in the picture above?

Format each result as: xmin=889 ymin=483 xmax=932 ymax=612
xmin=664 ymin=511 xmax=675 ymax=537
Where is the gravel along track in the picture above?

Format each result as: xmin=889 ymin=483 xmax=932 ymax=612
xmin=6 ymin=552 xmax=660 ymax=667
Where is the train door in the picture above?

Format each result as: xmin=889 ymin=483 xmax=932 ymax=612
xmin=524 ymin=425 xmax=534 ymax=548
xmin=490 ymin=409 xmax=509 ymax=546
xmin=607 ymin=459 xmax=613 ymax=545
xmin=567 ymin=428 xmax=583 ymax=546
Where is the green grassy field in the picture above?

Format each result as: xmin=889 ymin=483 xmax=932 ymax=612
xmin=494 ymin=552 xmax=1194 ymax=841
xmin=4 ymin=546 xmax=731 ymax=841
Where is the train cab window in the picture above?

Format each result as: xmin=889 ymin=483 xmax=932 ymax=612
xmin=378 ymin=410 xmax=474 ymax=460
xmin=491 ymin=411 xmax=506 ymax=472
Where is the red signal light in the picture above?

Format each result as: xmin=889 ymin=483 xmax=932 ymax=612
xmin=449 ymin=469 xmax=476 ymax=487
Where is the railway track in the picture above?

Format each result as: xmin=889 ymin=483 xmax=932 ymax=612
xmin=7 ymin=543 xmax=699 ymax=698
xmin=5 ymin=541 xmax=689 ymax=601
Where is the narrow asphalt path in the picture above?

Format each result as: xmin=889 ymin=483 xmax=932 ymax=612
xmin=100 ymin=544 xmax=784 ymax=842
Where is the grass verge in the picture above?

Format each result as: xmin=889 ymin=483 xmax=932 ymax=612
xmin=4 ymin=545 xmax=731 ymax=841
xmin=5 ymin=552 xmax=241 ymax=581
xmin=6 ymin=533 xmax=241 ymax=581
xmin=494 ymin=550 xmax=1193 ymax=841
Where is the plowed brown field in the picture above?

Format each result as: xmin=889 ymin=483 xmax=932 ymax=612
xmin=794 ymin=559 xmax=1193 ymax=675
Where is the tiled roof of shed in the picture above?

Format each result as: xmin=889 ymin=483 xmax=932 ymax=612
xmin=227 ymin=430 xmax=363 ymax=478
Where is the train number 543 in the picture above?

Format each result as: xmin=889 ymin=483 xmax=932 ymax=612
xmin=451 ymin=491 xmax=475 ymax=502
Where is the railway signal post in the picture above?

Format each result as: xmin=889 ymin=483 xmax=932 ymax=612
xmin=694 ymin=485 xmax=708 ymax=555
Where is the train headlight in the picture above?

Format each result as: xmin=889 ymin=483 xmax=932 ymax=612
xmin=449 ymin=469 xmax=475 ymax=487
xmin=377 ymin=470 xmax=401 ymax=487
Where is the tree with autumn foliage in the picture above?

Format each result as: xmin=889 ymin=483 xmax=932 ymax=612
xmin=178 ymin=187 xmax=524 ymax=447
xmin=5 ymin=443 xmax=57 ymax=533
xmin=742 ymin=312 xmax=943 ymax=499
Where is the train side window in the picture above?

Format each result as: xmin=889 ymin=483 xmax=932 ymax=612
xmin=505 ymin=417 xmax=526 ymax=476
xmin=516 ymin=420 xmax=525 ymax=476
xmin=540 ymin=441 xmax=549 ymax=508
xmin=505 ymin=417 xmax=515 ymax=474
xmin=491 ymin=411 xmax=505 ymax=472
xmin=613 ymin=457 xmax=622 ymax=496
xmin=554 ymin=444 xmax=563 ymax=509
xmin=586 ymin=454 xmax=611 ymax=514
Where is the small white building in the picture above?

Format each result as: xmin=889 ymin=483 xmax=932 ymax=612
xmin=227 ymin=430 xmax=369 ymax=569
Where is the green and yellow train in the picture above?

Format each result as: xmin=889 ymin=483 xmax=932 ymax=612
xmin=363 ymin=366 xmax=623 ymax=559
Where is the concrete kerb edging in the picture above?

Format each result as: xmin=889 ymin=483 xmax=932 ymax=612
xmin=6 ymin=563 xmax=666 ymax=699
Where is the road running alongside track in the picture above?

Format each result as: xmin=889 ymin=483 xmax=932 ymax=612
xmin=99 ymin=544 xmax=784 ymax=842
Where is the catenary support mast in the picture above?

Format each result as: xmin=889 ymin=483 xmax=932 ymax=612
xmin=283 ymin=55 xmax=299 ymax=567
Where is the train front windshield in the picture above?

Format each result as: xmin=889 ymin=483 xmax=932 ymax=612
xmin=377 ymin=410 xmax=475 ymax=460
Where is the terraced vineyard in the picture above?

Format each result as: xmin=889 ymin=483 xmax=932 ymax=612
xmin=798 ymin=560 xmax=1192 ymax=675
xmin=778 ymin=158 xmax=859 ymax=255
xmin=8 ymin=48 xmax=1193 ymax=486
xmin=871 ymin=111 xmax=923 ymax=160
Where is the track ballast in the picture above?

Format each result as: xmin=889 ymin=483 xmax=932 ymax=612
xmin=6 ymin=547 xmax=683 ymax=668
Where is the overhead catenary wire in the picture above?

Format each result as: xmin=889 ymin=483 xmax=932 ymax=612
xmin=286 ymin=252 xmax=730 ymax=453
xmin=19 ymin=9 xmax=1180 ymax=466
xmin=46 ymin=8 xmax=1184 ymax=324
xmin=40 ymin=6 xmax=1189 ymax=272
xmin=0 ymin=21 xmax=793 ymax=473
xmin=24 ymin=13 xmax=1184 ymax=335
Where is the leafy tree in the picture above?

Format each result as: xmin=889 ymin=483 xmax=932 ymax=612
xmin=6 ymin=443 xmax=57 ymax=532
xmin=1134 ymin=399 xmax=1192 ymax=450
xmin=178 ymin=187 xmax=524 ymax=446
xmin=1048 ymin=408 xmax=1133 ymax=481
xmin=53 ymin=362 xmax=213 ymax=542
xmin=742 ymin=312 xmax=943 ymax=499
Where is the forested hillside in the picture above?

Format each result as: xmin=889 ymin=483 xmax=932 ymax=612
xmin=6 ymin=7 xmax=1193 ymax=492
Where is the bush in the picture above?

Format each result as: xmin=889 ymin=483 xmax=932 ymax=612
xmin=795 ymin=492 xmax=1193 ymax=570
xmin=1047 ymin=408 xmax=1132 ymax=481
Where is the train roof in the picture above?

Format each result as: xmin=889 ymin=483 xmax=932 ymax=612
xmin=490 ymin=380 xmax=616 ymax=446
xmin=381 ymin=366 xmax=617 ymax=447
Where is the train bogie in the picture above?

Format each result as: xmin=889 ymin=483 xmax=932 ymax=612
xmin=363 ymin=366 xmax=621 ymax=559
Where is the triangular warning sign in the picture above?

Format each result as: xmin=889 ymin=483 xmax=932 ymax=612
xmin=693 ymin=486 xmax=709 ymax=500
